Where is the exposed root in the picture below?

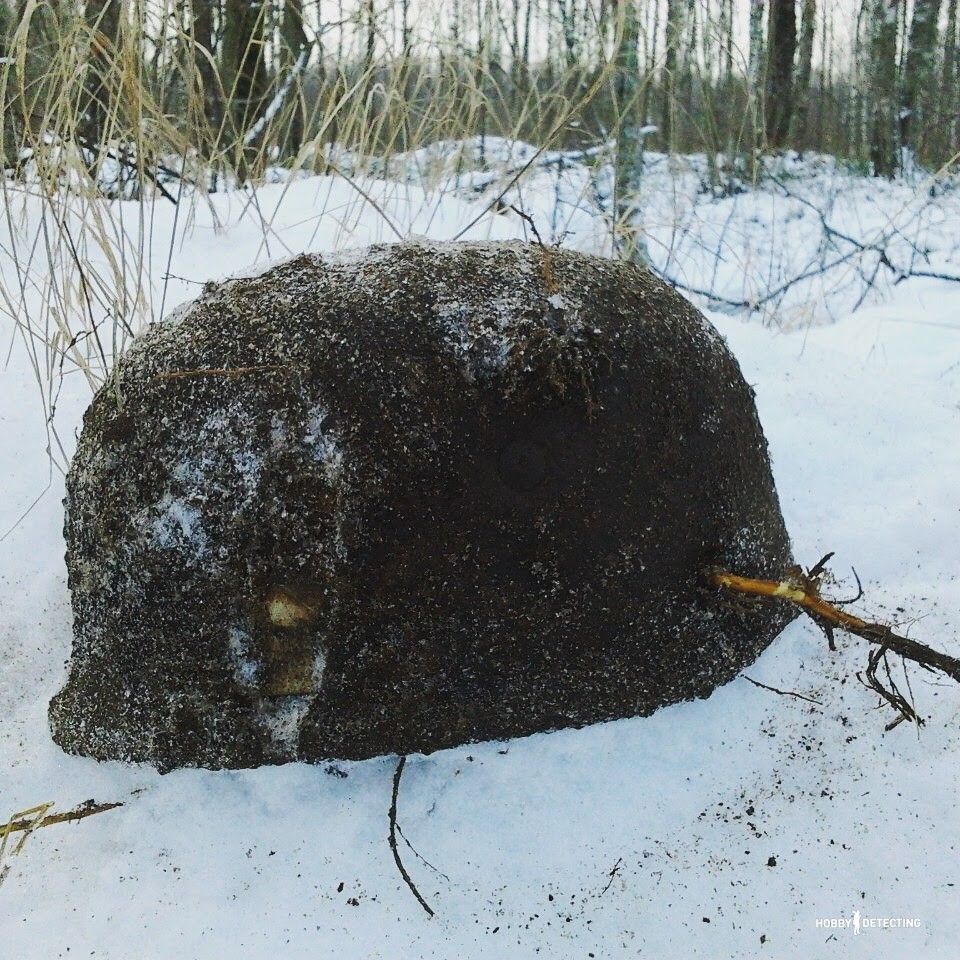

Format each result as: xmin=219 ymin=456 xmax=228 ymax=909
xmin=741 ymin=675 xmax=823 ymax=707
xmin=388 ymin=756 xmax=434 ymax=918
xmin=709 ymin=555 xmax=960 ymax=729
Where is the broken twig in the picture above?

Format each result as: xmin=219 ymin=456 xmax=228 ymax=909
xmin=600 ymin=857 xmax=624 ymax=896
xmin=741 ymin=675 xmax=823 ymax=706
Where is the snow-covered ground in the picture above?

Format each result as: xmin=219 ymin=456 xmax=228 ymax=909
xmin=2 ymin=152 xmax=959 ymax=958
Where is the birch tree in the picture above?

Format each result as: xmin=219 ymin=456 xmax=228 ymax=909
xmin=614 ymin=0 xmax=649 ymax=264
xmin=748 ymin=0 xmax=766 ymax=161
xmin=749 ymin=0 xmax=766 ymax=87
xmin=791 ymin=0 xmax=815 ymax=142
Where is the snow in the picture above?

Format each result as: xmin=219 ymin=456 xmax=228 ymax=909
xmin=546 ymin=292 xmax=566 ymax=309
xmin=149 ymin=494 xmax=209 ymax=560
xmin=261 ymin=696 xmax=315 ymax=756
xmin=227 ymin=627 xmax=262 ymax=688
xmin=2 ymin=150 xmax=960 ymax=958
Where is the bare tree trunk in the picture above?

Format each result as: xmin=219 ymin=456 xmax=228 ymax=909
xmin=522 ymin=0 xmax=532 ymax=68
xmin=943 ymin=0 xmax=959 ymax=161
xmin=81 ymin=0 xmax=122 ymax=150
xmin=191 ymin=0 xmax=223 ymax=159
xmin=662 ymin=0 xmax=684 ymax=152
xmin=475 ymin=0 xmax=488 ymax=158
xmin=222 ymin=0 xmax=270 ymax=179
xmin=678 ymin=0 xmax=696 ymax=120
xmin=277 ymin=0 xmax=308 ymax=159
xmin=559 ymin=0 xmax=578 ymax=71
xmin=901 ymin=0 xmax=941 ymax=163
xmin=749 ymin=0 xmax=766 ymax=87
xmin=364 ymin=0 xmax=376 ymax=74
xmin=336 ymin=0 xmax=345 ymax=61
xmin=791 ymin=0 xmax=815 ymax=143
xmin=400 ymin=0 xmax=411 ymax=56
xmin=720 ymin=0 xmax=735 ymax=87
xmin=867 ymin=0 xmax=900 ymax=177
xmin=819 ymin=0 xmax=831 ymax=149
xmin=640 ymin=0 xmax=659 ymax=140
xmin=765 ymin=0 xmax=797 ymax=149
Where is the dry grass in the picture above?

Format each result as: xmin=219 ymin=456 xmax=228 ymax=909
xmin=0 ymin=3 xmax=629 ymax=468
xmin=0 ymin=802 xmax=53 ymax=887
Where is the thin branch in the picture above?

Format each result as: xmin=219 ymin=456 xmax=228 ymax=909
xmin=318 ymin=159 xmax=404 ymax=241
xmin=833 ymin=567 xmax=864 ymax=606
xmin=508 ymin=204 xmax=546 ymax=247
xmin=742 ymin=674 xmax=823 ymax=706
xmin=75 ymin=134 xmax=181 ymax=205
xmin=807 ymin=551 xmax=834 ymax=578
xmin=396 ymin=824 xmax=451 ymax=881
xmin=664 ymin=177 xmax=960 ymax=315
xmin=388 ymin=755 xmax=434 ymax=918
xmin=899 ymin=268 xmax=960 ymax=284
